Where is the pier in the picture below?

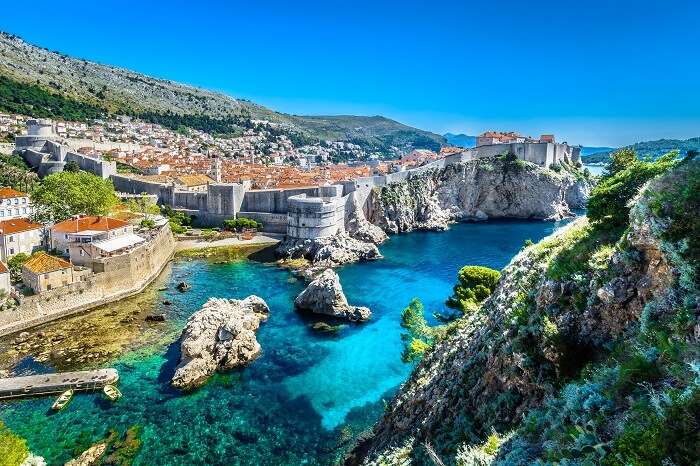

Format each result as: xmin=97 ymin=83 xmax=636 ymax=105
xmin=0 ymin=368 xmax=119 ymax=400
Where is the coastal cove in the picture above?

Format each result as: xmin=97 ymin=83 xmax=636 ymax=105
xmin=0 ymin=218 xmax=569 ymax=465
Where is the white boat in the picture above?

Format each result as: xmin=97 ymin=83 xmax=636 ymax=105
xmin=51 ymin=389 xmax=73 ymax=411
xmin=103 ymin=384 xmax=122 ymax=401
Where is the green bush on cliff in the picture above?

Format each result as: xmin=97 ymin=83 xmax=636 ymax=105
xmin=447 ymin=265 xmax=501 ymax=313
xmin=587 ymin=149 xmax=679 ymax=227
xmin=0 ymin=421 xmax=29 ymax=466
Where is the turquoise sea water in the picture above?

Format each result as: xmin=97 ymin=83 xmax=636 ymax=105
xmin=0 ymin=219 xmax=567 ymax=465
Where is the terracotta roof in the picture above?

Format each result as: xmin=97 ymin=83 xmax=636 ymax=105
xmin=23 ymin=252 xmax=72 ymax=274
xmin=52 ymin=216 xmax=129 ymax=234
xmin=0 ymin=261 xmax=8 ymax=274
xmin=174 ymin=174 xmax=213 ymax=187
xmin=0 ymin=187 xmax=27 ymax=200
xmin=0 ymin=218 xmax=42 ymax=235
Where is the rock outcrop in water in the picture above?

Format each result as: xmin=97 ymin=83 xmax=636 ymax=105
xmin=171 ymin=296 xmax=269 ymax=389
xmin=295 ymin=269 xmax=371 ymax=322
xmin=276 ymin=234 xmax=382 ymax=267
xmin=368 ymin=157 xmax=592 ymax=234
xmin=348 ymin=161 xmax=699 ymax=465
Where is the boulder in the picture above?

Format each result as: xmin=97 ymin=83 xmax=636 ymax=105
xmin=277 ymin=233 xmax=381 ymax=267
xmin=176 ymin=282 xmax=191 ymax=292
xmin=294 ymin=269 xmax=371 ymax=322
xmin=171 ymin=296 xmax=269 ymax=389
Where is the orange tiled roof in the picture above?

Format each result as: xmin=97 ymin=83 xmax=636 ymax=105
xmin=52 ymin=216 xmax=128 ymax=234
xmin=0 ymin=261 xmax=8 ymax=274
xmin=0 ymin=218 xmax=42 ymax=235
xmin=23 ymin=252 xmax=72 ymax=274
xmin=174 ymin=174 xmax=213 ymax=187
xmin=0 ymin=187 xmax=27 ymax=200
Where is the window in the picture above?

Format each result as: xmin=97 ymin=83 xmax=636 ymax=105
xmin=9 ymin=248 xmax=14 ymax=255
xmin=8 ymin=235 xmax=13 ymax=242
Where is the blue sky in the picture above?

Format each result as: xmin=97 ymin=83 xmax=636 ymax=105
xmin=1 ymin=0 xmax=698 ymax=147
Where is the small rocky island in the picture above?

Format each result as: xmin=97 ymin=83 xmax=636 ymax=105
xmin=295 ymin=269 xmax=371 ymax=322
xmin=171 ymin=296 xmax=269 ymax=389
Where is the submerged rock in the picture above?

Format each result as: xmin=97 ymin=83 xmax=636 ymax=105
xmin=294 ymin=269 xmax=371 ymax=322
xmin=176 ymin=282 xmax=191 ymax=292
xmin=65 ymin=443 xmax=106 ymax=466
xmin=145 ymin=314 xmax=166 ymax=322
xmin=277 ymin=234 xmax=381 ymax=267
xmin=171 ymin=296 xmax=269 ymax=389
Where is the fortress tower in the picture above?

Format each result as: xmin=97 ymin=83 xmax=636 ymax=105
xmin=211 ymin=156 xmax=222 ymax=183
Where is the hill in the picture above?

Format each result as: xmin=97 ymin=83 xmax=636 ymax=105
xmin=583 ymin=138 xmax=700 ymax=164
xmin=0 ymin=31 xmax=444 ymax=155
xmin=443 ymin=133 xmax=477 ymax=148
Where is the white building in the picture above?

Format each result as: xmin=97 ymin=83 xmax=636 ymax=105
xmin=0 ymin=188 xmax=34 ymax=220
xmin=0 ymin=261 xmax=10 ymax=294
xmin=0 ymin=218 xmax=44 ymax=262
xmin=50 ymin=215 xmax=137 ymax=266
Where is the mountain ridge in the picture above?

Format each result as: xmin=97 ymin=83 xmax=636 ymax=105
xmin=0 ymin=31 xmax=445 ymax=154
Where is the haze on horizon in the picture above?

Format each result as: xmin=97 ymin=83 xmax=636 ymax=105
xmin=1 ymin=0 xmax=698 ymax=148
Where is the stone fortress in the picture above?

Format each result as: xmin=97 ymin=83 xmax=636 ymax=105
xmin=14 ymin=120 xmax=582 ymax=242
xmin=15 ymin=119 xmax=117 ymax=179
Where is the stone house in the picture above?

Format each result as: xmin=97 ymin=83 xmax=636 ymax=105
xmin=0 ymin=261 xmax=10 ymax=294
xmin=50 ymin=216 xmax=132 ymax=257
xmin=0 ymin=187 xmax=34 ymax=220
xmin=22 ymin=252 xmax=74 ymax=293
xmin=0 ymin=217 xmax=44 ymax=262
xmin=173 ymin=174 xmax=214 ymax=192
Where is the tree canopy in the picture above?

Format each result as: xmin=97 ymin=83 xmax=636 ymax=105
xmin=31 ymin=171 xmax=118 ymax=223
xmin=446 ymin=265 xmax=501 ymax=313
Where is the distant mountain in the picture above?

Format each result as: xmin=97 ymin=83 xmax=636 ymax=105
xmin=0 ymin=31 xmax=444 ymax=154
xmin=583 ymin=138 xmax=700 ymax=164
xmin=580 ymin=146 xmax=616 ymax=157
xmin=443 ymin=133 xmax=477 ymax=148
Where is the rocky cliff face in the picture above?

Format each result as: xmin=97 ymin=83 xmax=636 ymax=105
xmin=368 ymin=158 xmax=592 ymax=234
xmin=171 ymin=296 xmax=269 ymax=390
xmin=349 ymin=162 xmax=699 ymax=465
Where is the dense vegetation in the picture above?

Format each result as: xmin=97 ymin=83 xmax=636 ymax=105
xmin=0 ymin=75 xmax=106 ymax=121
xmin=0 ymin=153 xmax=38 ymax=192
xmin=31 ymin=171 xmax=119 ymax=223
xmin=223 ymin=217 xmax=263 ymax=232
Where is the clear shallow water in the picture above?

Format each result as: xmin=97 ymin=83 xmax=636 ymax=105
xmin=0 ymin=219 xmax=567 ymax=465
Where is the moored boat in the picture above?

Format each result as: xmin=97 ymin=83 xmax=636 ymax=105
xmin=51 ymin=389 xmax=73 ymax=411
xmin=103 ymin=384 xmax=122 ymax=401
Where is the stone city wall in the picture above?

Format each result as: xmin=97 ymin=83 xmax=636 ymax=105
xmin=0 ymin=224 xmax=175 ymax=337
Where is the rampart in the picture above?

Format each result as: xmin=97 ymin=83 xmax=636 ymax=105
xmin=0 ymin=224 xmax=175 ymax=337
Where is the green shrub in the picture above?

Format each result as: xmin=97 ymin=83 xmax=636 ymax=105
xmin=7 ymin=253 xmax=30 ymax=283
xmin=140 ymin=219 xmax=155 ymax=229
xmin=446 ymin=265 xmax=501 ymax=313
xmin=222 ymin=217 xmax=263 ymax=232
xmin=587 ymin=150 xmax=679 ymax=227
